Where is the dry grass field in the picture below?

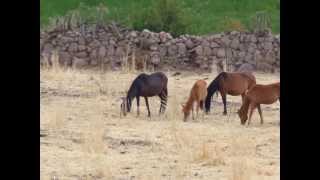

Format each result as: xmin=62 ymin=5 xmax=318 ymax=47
xmin=40 ymin=63 xmax=280 ymax=180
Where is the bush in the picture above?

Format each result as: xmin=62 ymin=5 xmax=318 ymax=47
xmin=249 ymin=11 xmax=272 ymax=33
xmin=132 ymin=0 xmax=189 ymax=37
xmin=221 ymin=16 xmax=246 ymax=32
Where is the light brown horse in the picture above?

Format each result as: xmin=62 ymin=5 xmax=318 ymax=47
xmin=205 ymin=72 xmax=256 ymax=115
xmin=237 ymin=82 xmax=280 ymax=126
xmin=182 ymin=80 xmax=208 ymax=121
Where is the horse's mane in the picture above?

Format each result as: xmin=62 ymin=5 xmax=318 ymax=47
xmin=205 ymin=72 xmax=227 ymax=112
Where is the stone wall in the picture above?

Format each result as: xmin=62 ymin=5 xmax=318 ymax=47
xmin=40 ymin=24 xmax=280 ymax=72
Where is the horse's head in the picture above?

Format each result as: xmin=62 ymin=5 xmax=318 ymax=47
xmin=181 ymin=104 xmax=189 ymax=122
xmin=237 ymin=109 xmax=248 ymax=125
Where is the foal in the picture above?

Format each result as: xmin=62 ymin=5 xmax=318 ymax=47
xmin=182 ymin=80 xmax=207 ymax=121
xmin=237 ymin=82 xmax=280 ymax=126
xmin=120 ymin=72 xmax=168 ymax=117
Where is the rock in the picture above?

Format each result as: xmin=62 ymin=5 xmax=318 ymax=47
xmin=42 ymin=43 xmax=54 ymax=53
xmin=68 ymin=43 xmax=78 ymax=52
xmin=250 ymin=35 xmax=257 ymax=43
xmin=211 ymin=34 xmax=222 ymax=39
xmin=230 ymin=38 xmax=240 ymax=50
xmin=239 ymin=51 xmax=246 ymax=58
xmin=201 ymin=40 xmax=210 ymax=47
xmin=150 ymin=45 xmax=158 ymax=51
xmin=98 ymin=46 xmax=107 ymax=58
xmin=78 ymin=45 xmax=86 ymax=51
xmin=107 ymin=46 xmax=115 ymax=56
xmin=89 ymin=39 xmax=101 ymax=49
xmin=230 ymin=31 xmax=239 ymax=35
xmin=263 ymin=51 xmax=276 ymax=63
xmin=159 ymin=46 xmax=167 ymax=57
xmin=78 ymin=37 xmax=86 ymax=45
xmin=210 ymin=41 xmax=220 ymax=48
xmin=263 ymin=42 xmax=273 ymax=51
xmin=257 ymin=62 xmax=274 ymax=72
xmin=58 ymin=52 xmax=72 ymax=66
xmin=185 ymin=39 xmax=194 ymax=49
xmin=244 ymin=53 xmax=253 ymax=63
xmin=129 ymin=31 xmax=138 ymax=38
xmin=237 ymin=63 xmax=255 ymax=72
xmin=115 ymin=47 xmax=125 ymax=57
xmin=203 ymin=46 xmax=212 ymax=56
xmin=168 ymin=45 xmax=178 ymax=56
xmin=254 ymin=50 xmax=263 ymax=61
xmin=75 ymin=51 xmax=88 ymax=58
xmin=151 ymin=53 xmax=161 ymax=65
xmin=177 ymin=43 xmax=187 ymax=55
xmin=89 ymin=49 xmax=98 ymax=59
xmin=217 ymin=48 xmax=226 ymax=58
xmin=221 ymin=36 xmax=231 ymax=46
xmin=248 ymin=44 xmax=256 ymax=54
xmin=73 ymin=57 xmax=88 ymax=68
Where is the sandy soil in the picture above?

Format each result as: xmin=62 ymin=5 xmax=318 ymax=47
xmin=40 ymin=68 xmax=280 ymax=180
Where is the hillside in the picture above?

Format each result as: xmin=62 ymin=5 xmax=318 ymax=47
xmin=40 ymin=0 xmax=280 ymax=35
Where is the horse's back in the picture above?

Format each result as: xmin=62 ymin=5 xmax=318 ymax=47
xmin=220 ymin=72 xmax=255 ymax=94
xmin=193 ymin=80 xmax=208 ymax=100
xmin=247 ymin=83 xmax=280 ymax=104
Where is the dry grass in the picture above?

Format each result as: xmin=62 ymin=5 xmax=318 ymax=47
xmin=40 ymin=63 xmax=280 ymax=180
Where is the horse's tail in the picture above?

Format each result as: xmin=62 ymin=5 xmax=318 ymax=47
xmin=159 ymin=87 xmax=168 ymax=113
xmin=205 ymin=72 xmax=227 ymax=112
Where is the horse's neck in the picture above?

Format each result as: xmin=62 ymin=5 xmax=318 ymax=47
xmin=185 ymin=96 xmax=195 ymax=111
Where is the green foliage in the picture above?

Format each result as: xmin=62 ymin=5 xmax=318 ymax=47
xmin=221 ymin=16 xmax=246 ymax=32
xmin=40 ymin=0 xmax=280 ymax=35
xmin=131 ymin=0 xmax=189 ymax=37
xmin=249 ymin=11 xmax=272 ymax=33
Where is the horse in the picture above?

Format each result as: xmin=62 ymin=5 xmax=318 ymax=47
xmin=182 ymin=80 xmax=207 ymax=122
xmin=120 ymin=72 xmax=168 ymax=117
xmin=205 ymin=72 xmax=256 ymax=115
xmin=237 ymin=82 xmax=280 ymax=126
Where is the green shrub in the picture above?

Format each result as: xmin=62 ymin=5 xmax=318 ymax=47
xmin=132 ymin=0 xmax=189 ymax=37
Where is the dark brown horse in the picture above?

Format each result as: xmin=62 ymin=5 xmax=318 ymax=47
xmin=120 ymin=72 xmax=168 ymax=117
xmin=182 ymin=80 xmax=207 ymax=122
xmin=205 ymin=72 xmax=256 ymax=115
xmin=237 ymin=82 xmax=280 ymax=126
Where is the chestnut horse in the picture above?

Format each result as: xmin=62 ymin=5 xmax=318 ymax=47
xmin=237 ymin=82 xmax=280 ymax=126
xmin=205 ymin=72 xmax=256 ymax=115
xmin=182 ymin=80 xmax=207 ymax=121
xmin=120 ymin=72 xmax=168 ymax=117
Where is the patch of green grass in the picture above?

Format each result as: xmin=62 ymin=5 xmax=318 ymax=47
xmin=40 ymin=0 xmax=279 ymax=35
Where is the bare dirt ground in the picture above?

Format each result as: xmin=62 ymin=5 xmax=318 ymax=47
xmin=40 ymin=68 xmax=280 ymax=180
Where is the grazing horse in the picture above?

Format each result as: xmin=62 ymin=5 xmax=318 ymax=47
xmin=205 ymin=72 xmax=256 ymax=115
xmin=120 ymin=72 xmax=168 ymax=117
xmin=237 ymin=82 xmax=280 ymax=126
xmin=182 ymin=80 xmax=207 ymax=122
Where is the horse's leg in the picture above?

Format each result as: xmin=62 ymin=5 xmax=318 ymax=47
xmin=192 ymin=103 xmax=195 ymax=120
xmin=257 ymin=104 xmax=264 ymax=124
xmin=241 ymin=93 xmax=245 ymax=104
xmin=200 ymin=100 xmax=205 ymax=120
xmin=144 ymin=97 xmax=151 ymax=117
xmin=221 ymin=91 xmax=227 ymax=115
xmin=136 ymin=96 xmax=140 ymax=117
xmin=196 ymin=101 xmax=200 ymax=120
xmin=247 ymin=103 xmax=257 ymax=126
